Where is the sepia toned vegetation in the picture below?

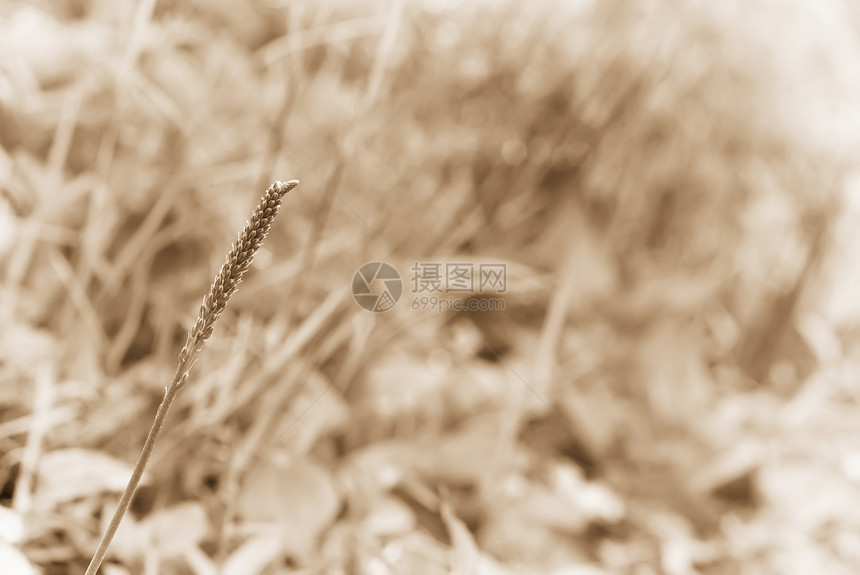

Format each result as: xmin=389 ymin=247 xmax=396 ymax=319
xmin=1 ymin=0 xmax=859 ymax=573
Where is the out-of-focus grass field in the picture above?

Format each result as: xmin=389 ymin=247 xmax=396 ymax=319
xmin=2 ymin=0 xmax=860 ymax=573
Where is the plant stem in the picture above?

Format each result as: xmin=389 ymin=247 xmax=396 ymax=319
xmin=84 ymin=180 xmax=298 ymax=574
xmin=84 ymin=371 xmax=183 ymax=575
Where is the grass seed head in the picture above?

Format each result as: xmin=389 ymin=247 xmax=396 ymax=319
xmin=178 ymin=180 xmax=299 ymax=370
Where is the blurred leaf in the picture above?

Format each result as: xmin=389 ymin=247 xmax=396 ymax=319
xmin=360 ymin=496 xmax=415 ymax=539
xmin=222 ymin=531 xmax=282 ymax=575
xmin=340 ymin=439 xmax=411 ymax=502
xmin=412 ymin=416 xmax=519 ymax=485
xmin=635 ymin=320 xmax=714 ymax=428
xmin=441 ymin=498 xmax=513 ymax=575
xmin=0 ymin=325 xmax=56 ymax=373
xmin=525 ymin=487 xmax=591 ymax=532
xmin=238 ymin=453 xmax=340 ymax=560
xmin=36 ymin=448 xmax=141 ymax=509
xmin=0 ymin=506 xmax=24 ymax=544
xmin=0 ymin=541 xmax=36 ymax=575
xmin=141 ymin=501 xmax=209 ymax=558
xmin=0 ymin=6 xmax=109 ymax=87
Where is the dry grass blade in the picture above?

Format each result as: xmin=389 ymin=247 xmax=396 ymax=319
xmin=84 ymin=179 xmax=299 ymax=575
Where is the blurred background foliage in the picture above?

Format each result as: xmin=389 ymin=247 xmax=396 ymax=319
xmin=1 ymin=0 xmax=860 ymax=573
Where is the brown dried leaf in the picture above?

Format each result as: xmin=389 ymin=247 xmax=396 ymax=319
xmin=237 ymin=453 xmax=340 ymax=560
xmin=35 ymin=448 xmax=142 ymax=510
xmin=411 ymin=416 xmax=520 ymax=486
xmin=222 ymin=532 xmax=282 ymax=575
xmin=0 ymin=541 xmax=36 ymax=575
xmin=141 ymin=502 xmax=209 ymax=558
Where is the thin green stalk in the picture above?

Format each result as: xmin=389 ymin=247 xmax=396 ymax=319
xmin=85 ymin=180 xmax=299 ymax=575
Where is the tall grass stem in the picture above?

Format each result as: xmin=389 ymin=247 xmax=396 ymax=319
xmin=84 ymin=180 xmax=299 ymax=575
